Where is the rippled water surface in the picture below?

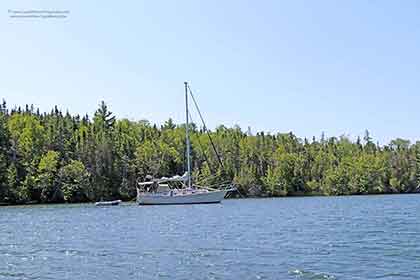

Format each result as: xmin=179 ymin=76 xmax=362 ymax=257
xmin=1 ymin=194 xmax=420 ymax=279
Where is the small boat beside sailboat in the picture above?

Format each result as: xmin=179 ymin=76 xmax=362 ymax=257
xmin=95 ymin=200 xmax=122 ymax=206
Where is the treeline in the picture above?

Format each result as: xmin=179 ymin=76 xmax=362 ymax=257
xmin=0 ymin=100 xmax=419 ymax=204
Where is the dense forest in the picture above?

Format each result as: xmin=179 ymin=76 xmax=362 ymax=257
xmin=0 ymin=100 xmax=419 ymax=204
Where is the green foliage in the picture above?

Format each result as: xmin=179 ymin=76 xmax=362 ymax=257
xmin=59 ymin=160 xmax=90 ymax=202
xmin=0 ymin=101 xmax=419 ymax=204
xmin=262 ymin=166 xmax=287 ymax=196
xmin=234 ymin=164 xmax=258 ymax=194
xmin=37 ymin=151 xmax=62 ymax=203
xmin=5 ymin=164 xmax=19 ymax=202
xmin=8 ymin=114 xmax=45 ymax=162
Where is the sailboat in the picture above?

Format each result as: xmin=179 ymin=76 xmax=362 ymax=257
xmin=136 ymin=82 xmax=235 ymax=205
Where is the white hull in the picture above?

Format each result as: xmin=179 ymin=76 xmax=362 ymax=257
xmin=137 ymin=190 xmax=228 ymax=205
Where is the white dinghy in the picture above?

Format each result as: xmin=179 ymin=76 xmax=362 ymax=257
xmin=95 ymin=200 xmax=121 ymax=206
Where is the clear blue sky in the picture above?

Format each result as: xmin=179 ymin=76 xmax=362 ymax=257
xmin=2 ymin=0 xmax=420 ymax=144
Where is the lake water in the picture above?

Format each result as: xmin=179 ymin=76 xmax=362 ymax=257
xmin=1 ymin=194 xmax=420 ymax=280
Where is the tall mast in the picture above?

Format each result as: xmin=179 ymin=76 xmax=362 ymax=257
xmin=185 ymin=82 xmax=192 ymax=188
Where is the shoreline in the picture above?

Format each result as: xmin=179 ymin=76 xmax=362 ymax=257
xmin=2 ymin=191 xmax=419 ymax=207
